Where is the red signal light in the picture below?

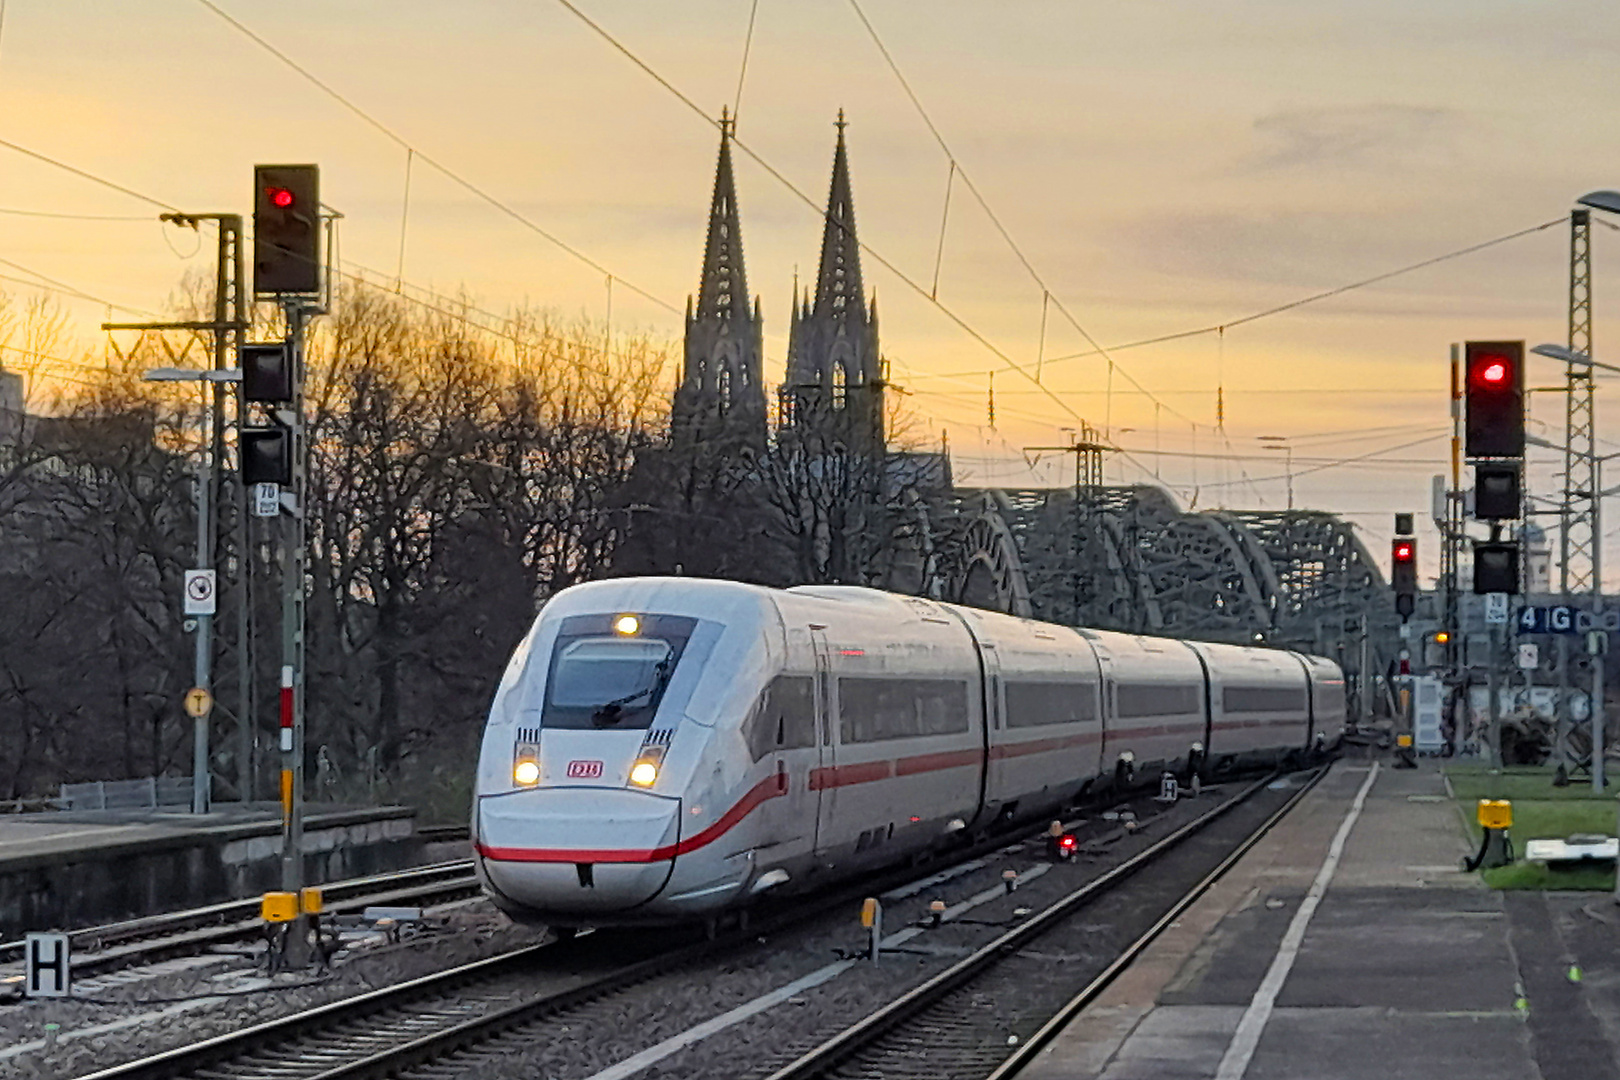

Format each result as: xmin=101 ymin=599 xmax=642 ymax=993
xmin=1469 ymin=353 xmax=1514 ymax=390
xmin=1060 ymin=834 xmax=1076 ymax=850
xmin=267 ymin=187 xmax=295 ymax=209
xmin=1394 ymin=541 xmax=1414 ymax=562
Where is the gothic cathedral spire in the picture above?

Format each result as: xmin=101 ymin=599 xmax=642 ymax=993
xmin=673 ymin=109 xmax=766 ymax=450
xmin=783 ymin=110 xmax=885 ymax=455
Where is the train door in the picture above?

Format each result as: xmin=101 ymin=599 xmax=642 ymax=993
xmin=810 ymin=627 xmax=837 ymax=856
xmin=978 ymin=641 xmax=1001 ymax=819
xmin=1188 ymin=643 xmax=1217 ymax=773
xmin=747 ymin=668 xmax=819 ymax=866
xmin=1095 ymin=643 xmax=1118 ymax=767
xmin=1292 ymin=653 xmax=1318 ymax=748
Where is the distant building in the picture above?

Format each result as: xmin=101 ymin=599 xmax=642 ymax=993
xmin=0 ymin=360 xmax=23 ymax=443
xmin=670 ymin=111 xmax=768 ymax=452
xmin=1523 ymin=522 xmax=1551 ymax=594
xmin=780 ymin=112 xmax=886 ymax=457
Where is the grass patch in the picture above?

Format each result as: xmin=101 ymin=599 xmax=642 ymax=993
xmin=1445 ymin=764 xmax=1619 ymax=805
xmin=1482 ymin=861 xmax=1614 ymax=891
xmin=1445 ymin=764 xmax=1619 ymax=891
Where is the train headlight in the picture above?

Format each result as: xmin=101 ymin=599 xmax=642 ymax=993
xmin=628 ymin=760 xmax=659 ymax=787
xmin=614 ymin=614 xmax=640 ymax=636
xmin=514 ymin=759 xmax=540 ymax=786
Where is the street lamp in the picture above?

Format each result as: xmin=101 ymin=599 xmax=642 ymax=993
xmin=141 ymin=365 xmax=242 ymax=815
xmin=1530 ymin=343 xmax=1620 ymax=376
xmin=1258 ymin=435 xmax=1293 ymax=510
xmin=1580 ymin=191 xmax=1620 ymax=216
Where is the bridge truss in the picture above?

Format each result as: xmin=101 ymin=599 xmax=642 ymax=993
xmin=917 ymin=486 xmax=1397 ymax=713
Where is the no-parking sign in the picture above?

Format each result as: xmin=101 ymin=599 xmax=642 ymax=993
xmin=183 ymin=569 xmax=217 ymax=616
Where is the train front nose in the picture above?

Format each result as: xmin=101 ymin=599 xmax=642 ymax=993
xmin=476 ymin=787 xmax=682 ymax=914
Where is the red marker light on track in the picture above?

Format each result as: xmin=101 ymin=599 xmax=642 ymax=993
xmin=268 ymin=187 xmax=295 ymax=209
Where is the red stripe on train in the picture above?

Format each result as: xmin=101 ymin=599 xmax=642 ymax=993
xmin=477 ymin=773 xmax=785 ymax=864
xmin=989 ymin=730 xmax=1100 ymax=759
xmin=809 ymin=761 xmax=892 ymax=789
xmin=894 ymin=749 xmax=982 ymax=776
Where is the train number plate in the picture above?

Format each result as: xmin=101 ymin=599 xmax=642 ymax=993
xmin=566 ymin=760 xmax=604 ymax=779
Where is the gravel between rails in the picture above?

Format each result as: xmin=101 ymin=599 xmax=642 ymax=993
xmin=0 ymin=906 xmax=549 ymax=1080
xmin=745 ymin=772 xmax=1320 ymax=1080
xmin=350 ymin=781 xmax=1276 ymax=1080
xmin=3 ymin=773 xmax=1287 ymax=1080
xmin=370 ymin=773 xmax=1317 ymax=1080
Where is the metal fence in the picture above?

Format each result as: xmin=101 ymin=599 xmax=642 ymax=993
xmin=57 ymin=777 xmax=194 ymax=811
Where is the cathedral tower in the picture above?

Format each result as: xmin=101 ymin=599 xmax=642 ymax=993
xmin=782 ymin=111 xmax=885 ymax=455
xmin=672 ymin=111 xmax=766 ymax=450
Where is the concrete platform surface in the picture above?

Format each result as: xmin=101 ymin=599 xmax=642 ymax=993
xmin=0 ymin=802 xmax=413 ymax=868
xmin=0 ymin=803 xmax=423 ymax=937
xmin=1018 ymin=758 xmax=1620 ymax=1080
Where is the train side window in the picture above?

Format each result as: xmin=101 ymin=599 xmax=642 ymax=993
xmin=839 ymin=677 xmax=971 ymax=743
xmin=1222 ymin=686 xmax=1306 ymax=713
xmin=1004 ymin=681 xmax=1097 ymax=727
xmin=1116 ymin=683 xmax=1202 ymax=717
xmin=745 ymin=676 xmax=817 ymax=761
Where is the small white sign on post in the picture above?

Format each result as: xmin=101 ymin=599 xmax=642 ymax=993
xmin=1517 ymin=643 xmax=1539 ymax=670
xmin=252 ymin=481 xmax=280 ymax=518
xmin=1484 ymin=592 xmax=1509 ymax=625
xmin=25 ymin=932 xmax=70 ymax=998
xmin=183 ymin=569 xmax=217 ymax=616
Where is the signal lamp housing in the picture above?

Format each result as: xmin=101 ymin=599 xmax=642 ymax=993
xmin=253 ymin=164 xmax=320 ymax=296
xmin=1473 ymin=541 xmax=1521 ymax=595
xmin=1463 ymin=341 xmax=1525 ymax=459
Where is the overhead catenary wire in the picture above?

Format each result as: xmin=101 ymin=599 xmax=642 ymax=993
xmin=1007 ymin=217 xmax=1570 ymax=374
xmin=1192 ymin=432 xmax=1449 ymax=490
xmin=732 ymin=0 xmax=760 ymax=124
xmin=0 ymin=136 xmax=182 ymax=213
xmin=845 ymin=0 xmax=1197 ymax=431
xmin=394 ymin=148 xmax=414 ymax=289
xmin=0 ymin=206 xmax=152 ymax=221
xmin=0 ymin=124 xmax=1000 ymax=445
xmin=0 ymin=133 xmax=627 ymax=351
xmin=0 ymin=256 xmax=158 ymax=317
xmin=194 ymin=0 xmax=678 ymax=316
xmin=547 ymin=0 xmax=1169 ymax=488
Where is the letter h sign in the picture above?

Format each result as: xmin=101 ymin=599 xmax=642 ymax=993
xmin=26 ymin=932 xmax=70 ymax=997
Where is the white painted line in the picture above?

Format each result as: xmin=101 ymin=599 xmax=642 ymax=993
xmin=1214 ymin=761 xmax=1380 ymax=1080
xmin=581 ymin=959 xmax=858 ymax=1080
xmin=577 ymin=863 xmax=1051 ymax=1080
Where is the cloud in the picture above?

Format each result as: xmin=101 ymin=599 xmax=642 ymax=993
xmin=1245 ymin=104 xmax=1465 ymax=171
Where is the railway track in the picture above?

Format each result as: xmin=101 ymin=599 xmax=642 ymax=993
xmin=764 ymin=766 xmax=1327 ymax=1080
xmin=65 ymin=768 xmax=1317 ymax=1080
xmin=0 ymin=857 xmax=479 ymax=991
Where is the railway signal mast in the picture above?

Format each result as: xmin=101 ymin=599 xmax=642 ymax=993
xmin=1462 ymin=341 xmax=1526 ymax=767
xmin=249 ymin=163 xmax=325 ymax=965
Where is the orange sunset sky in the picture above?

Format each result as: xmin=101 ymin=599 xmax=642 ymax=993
xmin=3 ymin=1 xmax=1620 ymax=579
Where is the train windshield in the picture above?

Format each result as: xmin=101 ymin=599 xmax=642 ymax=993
xmin=540 ymin=614 xmax=696 ymax=729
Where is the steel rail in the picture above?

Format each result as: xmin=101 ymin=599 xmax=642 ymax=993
xmin=762 ymin=766 xmax=1328 ymax=1080
xmin=0 ymin=860 xmax=477 ymax=981
xmin=65 ymin=764 xmax=1316 ymax=1080
xmin=69 ymin=778 xmax=1210 ymax=1080
xmin=985 ymin=763 xmax=1328 ymax=1079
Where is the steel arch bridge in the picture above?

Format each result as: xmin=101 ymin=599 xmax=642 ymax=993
xmin=920 ymin=487 xmax=1397 ymax=677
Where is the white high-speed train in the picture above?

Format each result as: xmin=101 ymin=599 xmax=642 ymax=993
xmin=472 ymin=578 xmax=1344 ymax=927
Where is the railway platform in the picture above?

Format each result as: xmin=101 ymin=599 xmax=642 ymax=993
xmin=1017 ymin=757 xmax=1620 ymax=1080
xmin=0 ymin=803 xmax=423 ymax=938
